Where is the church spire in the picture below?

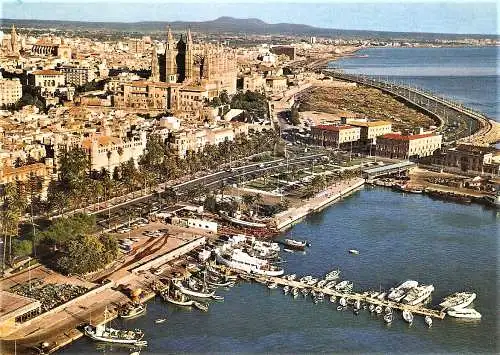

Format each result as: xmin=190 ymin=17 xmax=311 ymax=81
xmin=10 ymin=24 xmax=18 ymax=54
xmin=167 ymin=25 xmax=174 ymax=43
xmin=186 ymin=27 xmax=192 ymax=43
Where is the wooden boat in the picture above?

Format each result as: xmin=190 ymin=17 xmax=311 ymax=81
xmin=282 ymin=238 xmax=309 ymax=251
xmin=119 ymin=303 xmax=146 ymax=319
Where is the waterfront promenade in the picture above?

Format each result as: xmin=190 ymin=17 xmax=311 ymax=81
xmin=274 ymin=178 xmax=364 ymax=230
xmin=324 ymin=70 xmax=494 ymax=144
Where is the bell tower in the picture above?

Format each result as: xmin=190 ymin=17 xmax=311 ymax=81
xmin=165 ymin=26 xmax=177 ymax=83
xmin=184 ymin=28 xmax=193 ymax=82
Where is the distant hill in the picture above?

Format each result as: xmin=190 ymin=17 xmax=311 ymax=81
xmin=1 ymin=16 xmax=497 ymax=40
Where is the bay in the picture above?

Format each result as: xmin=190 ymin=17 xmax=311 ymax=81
xmin=63 ymin=187 xmax=498 ymax=354
xmin=330 ymin=46 xmax=499 ymax=121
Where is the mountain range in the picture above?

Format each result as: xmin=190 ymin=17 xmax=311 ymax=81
xmin=1 ymin=16 xmax=496 ymax=40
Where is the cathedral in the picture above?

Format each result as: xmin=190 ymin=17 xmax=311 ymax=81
xmin=152 ymin=27 xmax=237 ymax=95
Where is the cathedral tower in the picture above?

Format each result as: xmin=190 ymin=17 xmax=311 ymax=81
xmin=184 ymin=28 xmax=194 ymax=82
xmin=165 ymin=26 xmax=177 ymax=83
xmin=150 ymin=46 xmax=159 ymax=82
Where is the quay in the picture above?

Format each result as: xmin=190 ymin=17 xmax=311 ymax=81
xmin=212 ymin=265 xmax=446 ymax=320
xmin=324 ymin=70 xmax=494 ymax=144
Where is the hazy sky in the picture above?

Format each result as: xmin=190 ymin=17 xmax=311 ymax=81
xmin=1 ymin=1 xmax=498 ymax=34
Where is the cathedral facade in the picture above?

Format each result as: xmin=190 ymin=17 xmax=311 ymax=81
xmin=153 ymin=27 xmax=237 ymax=96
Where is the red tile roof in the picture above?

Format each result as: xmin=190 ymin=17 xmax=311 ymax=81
xmin=381 ymin=133 xmax=437 ymax=141
xmin=32 ymin=69 xmax=64 ymax=76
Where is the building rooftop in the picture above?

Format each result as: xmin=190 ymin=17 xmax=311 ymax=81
xmin=349 ymin=120 xmax=392 ymax=127
xmin=381 ymin=133 xmax=437 ymax=141
xmin=315 ymin=124 xmax=357 ymax=131
xmin=31 ymin=69 xmax=64 ymax=76
xmin=0 ymin=290 xmax=41 ymax=324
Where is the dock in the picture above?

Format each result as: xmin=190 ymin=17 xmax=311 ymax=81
xmin=212 ymin=265 xmax=446 ymax=320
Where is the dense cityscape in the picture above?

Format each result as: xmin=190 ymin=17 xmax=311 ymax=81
xmin=0 ymin=5 xmax=498 ymax=355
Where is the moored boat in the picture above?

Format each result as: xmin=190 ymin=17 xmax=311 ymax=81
xmin=402 ymin=284 xmax=434 ymax=306
xmin=387 ymin=280 xmax=419 ymax=302
xmin=119 ymin=303 xmax=146 ymax=319
xmin=425 ymin=316 xmax=433 ymax=327
xmin=384 ymin=313 xmax=393 ymax=324
xmin=402 ymin=310 xmax=414 ymax=324
xmin=282 ymin=238 xmax=309 ymax=251
xmin=439 ymin=292 xmax=476 ymax=310
xmin=173 ymin=279 xmax=215 ymax=298
xmin=84 ymin=324 xmax=144 ymax=345
xmin=447 ymin=308 xmax=482 ymax=319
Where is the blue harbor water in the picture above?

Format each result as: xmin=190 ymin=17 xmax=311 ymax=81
xmin=63 ymin=187 xmax=498 ymax=354
xmin=330 ymin=46 xmax=499 ymax=121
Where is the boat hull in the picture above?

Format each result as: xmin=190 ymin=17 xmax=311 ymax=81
xmin=215 ymin=253 xmax=284 ymax=276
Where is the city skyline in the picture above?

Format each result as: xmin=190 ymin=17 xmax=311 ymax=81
xmin=1 ymin=1 xmax=498 ymax=35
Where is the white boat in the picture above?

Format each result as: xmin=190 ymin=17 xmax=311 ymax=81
xmin=403 ymin=284 xmax=434 ymax=306
xmin=282 ymin=238 xmax=308 ymax=250
xmin=425 ymin=316 xmax=433 ymax=327
xmin=375 ymin=306 xmax=383 ymax=314
xmin=325 ymin=281 xmax=337 ymax=289
xmin=339 ymin=297 xmax=347 ymax=307
xmin=193 ymin=301 xmax=209 ymax=312
xmin=377 ymin=292 xmax=387 ymax=301
xmin=84 ymin=324 xmax=144 ymax=345
xmin=119 ymin=303 xmax=146 ymax=319
xmin=306 ymin=278 xmax=318 ymax=286
xmin=317 ymin=280 xmax=328 ymax=288
xmin=283 ymin=285 xmax=290 ymax=294
xmin=330 ymin=296 xmax=336 ymax=303
xmin=335 ymin=280 xmax=349 ymax=291
xmin=402 ymin=310 xmax=414 ymax=324
xmin=211 ymin=294 xmax=224 ymax=301
xmin=161 ymin=289 xmax=194 ymax=306
xmin=447 ymin=308 xmax=482 ymax=319
xmin=155 ymin=318 xmax=166 ymax=324
xmin=325 ymin=269 xmax=341 ymax=280
xmin=369 ymin=304 xmax=375 ymax=312
xmin=384 ymin=313 xmax=393 ymax=324
xmin=348 ymin=249 xmax=359 ymax=255
xmin=354 ymin=299 xmax=361 ymax=310
xmin=214 ymin=248 xmax=284 ymax=277
xmin=388 ymin=280 xmax=419 ymax=302
xmin=268 ymin=282 xmax=278 ymax=289
xmin=173 ymin=280 xmax=215 ymax=299
xmin=439 ymin=292 xmax=476 ymax=310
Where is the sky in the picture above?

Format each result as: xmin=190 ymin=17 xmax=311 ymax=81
xmin=0 ymin=1 xmax=498 ymax=35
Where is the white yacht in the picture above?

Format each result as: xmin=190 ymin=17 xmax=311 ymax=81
xmin=387 ymin=280 xmax=419 ymax=302
xmin=403 ymin=284 xmax=435 ymax=306
xmin=439 ymin=292 xmax=476 ymax=310
xmin=447 ymin=308 xmax=482 ymax=319
xmin=214 ymin=247 xmax=284 ymax=276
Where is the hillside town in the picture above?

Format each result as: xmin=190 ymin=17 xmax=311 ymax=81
xmin=0 ymin=21 xmax=499 ymax=354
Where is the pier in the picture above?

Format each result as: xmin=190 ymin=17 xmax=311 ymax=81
xmin=212 ymin=265 xmax=446 ymax=320
xmin=323 ymin=70 xmax=493 ymax=144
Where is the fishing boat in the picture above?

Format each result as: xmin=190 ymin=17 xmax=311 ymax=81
xmin=172 ymin=279 xmax=215 ymax=299
xmin=282 ymin=238 xmax=309 ymax=251
xmin=161 ymin=289 xmax=194 ymax=306
xmin=425 ymin=316 xmax=433 ymax=327
xmin=193 ymin=301 xmax=209 ymax=312
xmin=447 ymin=308 xmax=482 ymax=319
xmin=439 ymin=292 xmax=476 ymax=310
xmin=402 ymin=310 xmax=414 ymax=324
xmin=387 ymin=280 xmax=419 ymax=302
xmin=119 ymin=303 xmax=146 ymax=319
xmin=84 ymin=323 xmax=144 ymax=345
xmin=154 ymin=318 xmax=166 ymax=324
xmin=402 ymin=284 xmax=434 ymax=306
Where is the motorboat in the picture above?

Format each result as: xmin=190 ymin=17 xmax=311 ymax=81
xmin=214 ymin=247 xmax=284 ymax=276
xmin=354 ymin=299 xmax=361 ymax=310
xmin=325 ymin=281 xmax=337 ymax=289
xmin=301 ymin=288 xmax=310 ymax=296
xmin=384 ymin=307 xmax=392 ymax=314
xmin=267 ymin=282 xmax=278 ymax=289
xmin=384 ymin=313 xmax=393 ymax=324
xmin=402 ymin=310 xmax=414 ymax=324
xmin=119 ymin=303 xmax=146 ymax=319
xmin=291 ymin=287 xmax=299 ymax=298
xmin=211 ymin=294 xmax=224 ymax=301
xmin=377 ymin=292 xmax=387 ymax=301
xmin=317 ymin=280 xmax=328 ymax=288
xmin=283 ymin=285 xmax=290 ymax=294
xmin=348 ymin=249 xmax=359 ymax=255
xmin=330 ymin=296 xmax=336 ymax=303
xmin=325 ymin=269 xmax=341 ymax=280
xmin=425 ymin=316 xmax=433 ymax=327
xmin=84 ymin=324 xmax=144 ymax=345
xmin=375 ymin=306 xmax=383 ymax=314
xmin=402 ymin=285 xmax=434 ymax=306
xmin=335 ymin=280 xmax=349 ymax=291
xmin=387 ymin=280 xmax=419 ymax=302
xmin=155 ymin=318 xmax=166 ymax=324
xmin=282 ymin=238 xmax=309 ymax=251
xmin=483 ymin=194 xmax=500 ymax=208
xmin=306 ymin=278 xmax=318 ymax=286
xmin=368 ymin=304 xmax=375 ymax=313
xmin=439 ymin=292 xmax=476 ymax=310
xmin=447 ymin=308 xmax=482 ymax=319
xmin=339 ymin=297 xmax=347 ymax=307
